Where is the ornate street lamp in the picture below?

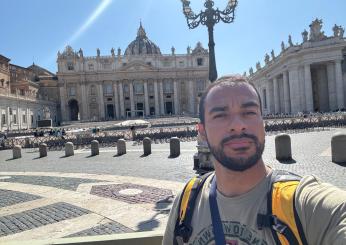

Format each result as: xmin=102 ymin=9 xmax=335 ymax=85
xmin=181 ymin=0 xmax=238 ymax=82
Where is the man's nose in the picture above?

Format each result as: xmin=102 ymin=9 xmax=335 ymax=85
xmin=228 ymin=115 xmax=246 ymax=133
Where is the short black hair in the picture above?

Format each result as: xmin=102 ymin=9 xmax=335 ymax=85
xmin=199 ymin=75 xmax=262 ymax=125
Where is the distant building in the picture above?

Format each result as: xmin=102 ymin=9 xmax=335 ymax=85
xmin=249 ymin=19 xmax=346 ymax=114
xmin=0 ymin=54 xmax=59 ymax=131
xmin=57 ymin=23 xmax=209 ymax=122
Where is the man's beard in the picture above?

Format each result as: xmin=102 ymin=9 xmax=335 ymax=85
xmin=207 ymin=133 xmax=265 ymax=172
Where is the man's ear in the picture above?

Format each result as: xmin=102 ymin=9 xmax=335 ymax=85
xmin=197 ymin=123 xmax=207 ymax=141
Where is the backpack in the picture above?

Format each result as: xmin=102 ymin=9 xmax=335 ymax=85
xmin=173 ymin=170 xmax=308 ymax=245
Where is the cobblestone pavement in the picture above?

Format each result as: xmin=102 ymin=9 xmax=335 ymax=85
xmin=0 ymin=127 xmax=345 ymax=243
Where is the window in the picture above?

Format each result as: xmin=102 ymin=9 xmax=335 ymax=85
xmin=122 ymin=63 xmax=127 ymax=67
xmin=22 ymin=114 xmax=27 ymax=124
xmin=20 ymin=89 xmax=25 ymax=96
xmin=163 ymin=81 xmax=173 ymax=93
xmin=124 ymin=84 xmax=129 ymax=93
xmin=197 ymin=58 xmax=204 ymax=66
xmin=31 ymin=115 xmax=34 ymax=124
xmin=13 ymin=114 xmax=17 ymax=124
xmin=67 ymin=62 xmax=74 ymax=71
xmin=1 ymin=114 xmax=6 ymax=125
xmin=1 ymin=79 xmax=4 ymax=87
xmin=148 ymin=83 xmax=154 ymax=93
xmin=88 ymin=63 xmax=94 ymax=71
xmin=147 ymin=62 xmax=152 ymax=66
xmin=68 ymin=87 xmax=76 ymax=96
xmin=196 ymin=80 xmax=205 ymax=92
xmin=90 ymin=85 xmax=96 ymax=95
xmin=179 ymin=61 xmax=185 ymax=67
xmin=104 ymin=84 xmax=113 ymax=95
xmin=134 ymin=82 xmax=144 ymax=94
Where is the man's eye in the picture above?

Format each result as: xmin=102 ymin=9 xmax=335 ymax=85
xmin=213 ymin=114 xmax=226 ymax=118
xmin=245 ymin=111 xmax=257 ymax=115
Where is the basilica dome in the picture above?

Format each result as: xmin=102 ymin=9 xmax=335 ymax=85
xmin=125 ymin=23 xmax=161 ymax=56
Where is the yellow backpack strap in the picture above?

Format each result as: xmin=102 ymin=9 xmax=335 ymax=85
xmin=174 ymin=172 xmax=213 ymax=244
xmin=179 ymin=176 xmax=199 ymax=221
xmin=257 ymin=170 xmax=307 ymax=245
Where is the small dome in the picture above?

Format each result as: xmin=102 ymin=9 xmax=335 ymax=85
xmin=125 ymin=23 xmax=161 ymax=56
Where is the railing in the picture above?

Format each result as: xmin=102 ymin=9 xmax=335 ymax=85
xmin=1 ymin=114 xmax=345 ymax=150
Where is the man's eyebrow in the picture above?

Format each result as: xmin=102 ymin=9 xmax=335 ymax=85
xmin=241 ymin=101 xmax=260 ymax=109
xmin=209 ymin=106 xmax=228 ymax=114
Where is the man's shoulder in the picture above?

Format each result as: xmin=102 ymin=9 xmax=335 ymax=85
xmin=296 ymin=175 xmax=346 ymax=204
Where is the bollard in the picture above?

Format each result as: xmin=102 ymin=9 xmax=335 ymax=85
xmin=91 ymin=140 xmax=99 ymax=156
xmin=13 ymin=145 xmax=22 ymax=159
xmin=39 ymin=143 xmax=48 ymax=158
xmin=170 ymin=137 xmax=180 ymax=158
xmin=331 ymin=132 xmax=346 ymax=164
xmin=65 ymin=142 xmax=74 ymax=157
xmin=275 ymin=134 xmax=292 ymax=161
xmin=117 ymin=139 xmax=126 ymax=155
xmin=143 ymin=137 xmax=151 ymax=156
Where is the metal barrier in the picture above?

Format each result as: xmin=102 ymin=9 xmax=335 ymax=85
xmin=2 ymin=114 xmax=345 ymax=150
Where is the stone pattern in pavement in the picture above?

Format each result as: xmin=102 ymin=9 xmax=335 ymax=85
xmin=65 ymin=221 xmax=134 ymax=237
xmin=0 ymin=202 xmax=90 ymax=237
xmin=0 ymin=189 xmax=41 ymax=208
xmin=0 ymin=175 xmax=104 ymax=191
xmin=90 ymin=183 xmax=174 ymax=204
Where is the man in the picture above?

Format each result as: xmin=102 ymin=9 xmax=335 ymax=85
xmin=163 ymin=75 xmax=346 ymax=244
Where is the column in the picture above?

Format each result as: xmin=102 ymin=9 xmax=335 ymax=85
xmin=327 ymin=63 xmax=337 ymax=111
xmin=288 ymin=67 xmax=300 ymax=114
xmin=154 ymin=81 xmax=159 ymax=116
xmin=304 ymin=64 xmax=314 ymax=112
xmin=173 ymin=80 xmax=179 ymax=115
xmin=81 ymin=83 xmax=88 ymax=120
xmin=188 ymin=80 xmax=195 ymax=115
xmin=159 ymin=80 xmax=165 ymax=115
xmin=335 ymin=59 xmax=345 ymax=109
xmin=129 ymin=81 xmax=135 ymax=117
xmin=144 ymin=80 xmax=150 ymax=116
xmin=27 ymin=108 xmax=30 ymax=129
xmin=118 ymin=81 xmax=125 ymax=118
xmin=273 ymin=77 xmax=280 ymax=114
xmin=59 ymin=87 xmax=67 ymax=121
xmin=267 ymin=80 xmax=274 ymax=114
xmin=98 ymin=83 xmax=105 ymax=120
xmin=283 ymin=71 xmax=290 ymax=114
xmin=113 ymin=82 xmax=120 ymax=119
xmin=7 ymin=107 xmax=10 ymax=128
xmin=17 ymin=106 xmax=20 ymax=129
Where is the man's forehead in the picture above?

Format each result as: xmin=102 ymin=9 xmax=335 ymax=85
xmin=206 ymin=83 xmax=258 ymax=104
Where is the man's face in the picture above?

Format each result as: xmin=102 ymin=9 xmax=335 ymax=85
xmin=199 ymin=82 xmax=265 ymax=172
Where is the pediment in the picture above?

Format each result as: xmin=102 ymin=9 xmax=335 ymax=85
xmin=121 ymin=61 xmax=153 ymax=71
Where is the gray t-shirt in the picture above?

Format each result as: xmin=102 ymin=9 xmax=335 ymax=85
xmin=162 ymin=172 xmax=346 ymax=245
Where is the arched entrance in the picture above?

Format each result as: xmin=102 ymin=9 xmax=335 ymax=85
xmin=68 ymin=99 xmax=79 ymax=121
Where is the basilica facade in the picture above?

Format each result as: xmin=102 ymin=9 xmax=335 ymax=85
xmin=249 ymin=19 xmax=346 ymax=114
xmin=57 ymin=23 xmax=209 ymax=122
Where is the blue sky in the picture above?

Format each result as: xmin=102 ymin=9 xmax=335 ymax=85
xmin=2 ymin=0 xmax=346 ymax=76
